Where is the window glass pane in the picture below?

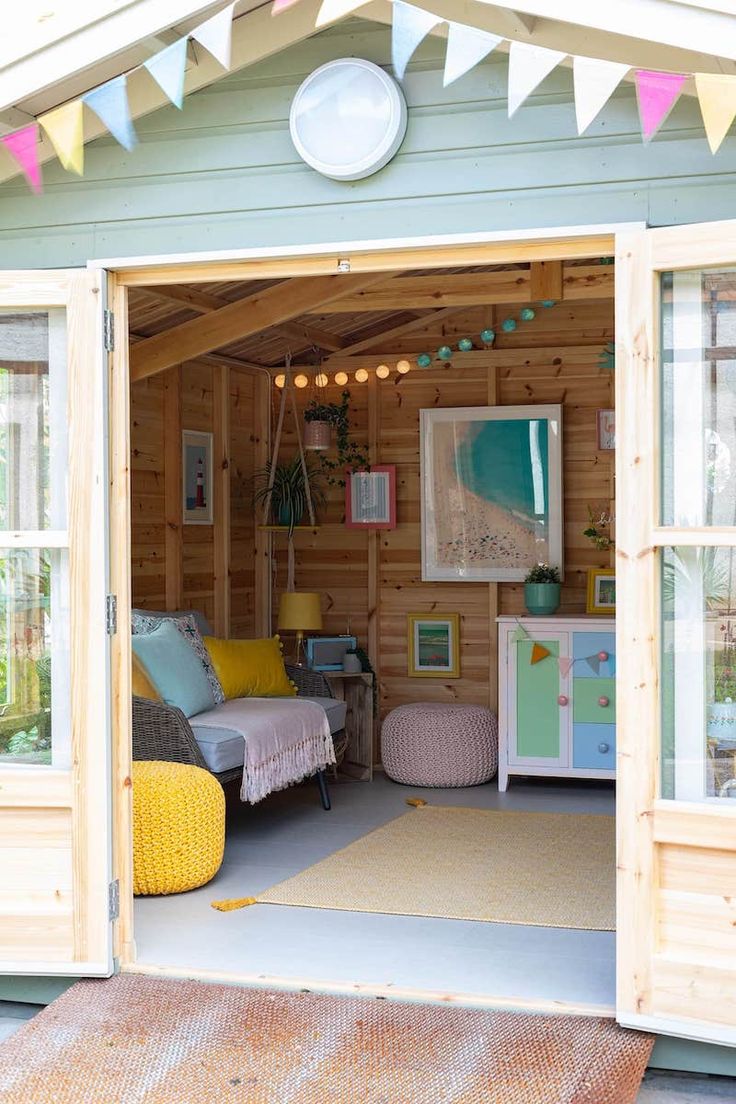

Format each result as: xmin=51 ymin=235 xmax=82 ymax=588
xmin=662 ymin=269 xmax=736 ymax=527
xmin=0 ymin=310 xmax=67 ymax=530
xmin=662 ymin=546 xmax=736 ymax=801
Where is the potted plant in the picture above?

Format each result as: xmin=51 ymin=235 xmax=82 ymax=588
xmin=523 ymin=563 xmax=562 ymax=615
xmin=304 ymin=391 xmax=369 ymax=486
xmin=252 ymin=455 xmax=326 ymax=534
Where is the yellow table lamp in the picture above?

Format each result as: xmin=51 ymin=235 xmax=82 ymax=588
xmin=278 ymin=591 xmax=323 ymax=666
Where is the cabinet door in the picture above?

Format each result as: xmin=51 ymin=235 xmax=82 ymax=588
xmin=510 ymin=631 xmax=567 ymax=766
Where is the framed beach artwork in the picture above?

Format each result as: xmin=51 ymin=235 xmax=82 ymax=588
xmin=587 ymin=568 xmax=616 ymax=614
xmin=407 ymin=613 xmax=460 ymax=678
xmin=420 ymin=405 xmax=563 ymax=582
xmin=182 ymin=430 xmax=213 ymax=525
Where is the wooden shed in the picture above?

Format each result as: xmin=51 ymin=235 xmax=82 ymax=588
xmin=0 ymin=0 xmax=735 ymax=1078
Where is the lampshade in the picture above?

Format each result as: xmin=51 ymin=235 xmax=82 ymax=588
xmin=278 ymin=591 xmax=323 ymax=632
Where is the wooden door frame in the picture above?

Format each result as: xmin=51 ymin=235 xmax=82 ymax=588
xmin=105 ymin=221 xmax=636 ymax=1010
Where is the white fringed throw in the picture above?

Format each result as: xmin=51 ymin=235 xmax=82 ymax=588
xmin=191 ymin=698 xmax=335 ymax=803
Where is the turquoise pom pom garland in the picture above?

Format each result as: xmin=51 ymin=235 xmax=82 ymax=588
xmin=415 ymin=298 xmax=558 ymax=368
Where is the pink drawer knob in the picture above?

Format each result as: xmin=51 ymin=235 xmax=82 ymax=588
xmin=598 ymin=696 xmax=610 ymax=708
xmin=598 ymin=651 xmax=609 ymax=662
xmin=558 ymin=694 xmax=569 ymax=707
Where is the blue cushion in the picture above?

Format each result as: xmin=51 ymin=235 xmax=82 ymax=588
xmin=132 ymin=620 xmax=215 ymax=718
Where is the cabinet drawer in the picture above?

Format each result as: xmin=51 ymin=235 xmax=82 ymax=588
xmin=572 ymin=632 xmax=616 ymax=678
xmin=573 ymin=677 xmax=616 ymax=723
xmin=573 ymin=723 xmax=616 ymax=770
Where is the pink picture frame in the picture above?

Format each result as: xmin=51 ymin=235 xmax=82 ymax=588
xmin=345 ymin=465 xmax=397 ymax=529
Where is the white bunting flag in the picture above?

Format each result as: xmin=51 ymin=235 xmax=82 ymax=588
xmin=695 ymin=72 xmax=736 ymax=154
xmin=573 ymin=55 xmax=629 ymax=134
xmin=392 ymin=0 xmax=443 ymax=80
xmin=191 ymin=2 xmax=235 ymax=69
xmin=507 ymin=41 xmax=566 ymax=117
xmin=315 ymin=0 xmax=364 ymax=27
xmin=443 ymin=23 xmax=503 ymax=87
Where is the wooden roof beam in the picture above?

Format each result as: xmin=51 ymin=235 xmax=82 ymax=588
xmin=129 ymin=271 xmax=393 ymax=381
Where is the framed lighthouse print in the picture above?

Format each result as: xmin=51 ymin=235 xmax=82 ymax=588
xmin=182 ymin=430 xmax=213 ymax=525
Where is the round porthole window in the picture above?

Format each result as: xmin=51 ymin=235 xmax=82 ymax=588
xmin=289 ymin=58 xmax=408 ymax=181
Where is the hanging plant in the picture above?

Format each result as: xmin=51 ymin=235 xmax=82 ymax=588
xmin=583 ymin=505 xmax=615 ymax=552
xmin=304 ymin=390 xmax=369 ymax=486
xmin=252 ymin=455 xmax=326 ymax=535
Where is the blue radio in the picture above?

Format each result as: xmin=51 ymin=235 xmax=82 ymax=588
xmin=305 ymin=636 xmax=357 ymax=671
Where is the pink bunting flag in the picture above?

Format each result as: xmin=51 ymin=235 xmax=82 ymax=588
xmin=1 ymin=123 xmax=42 ymax=193
xmin=558 ymin=657 xmax=575 ymax=678
xmin=635 ymin=70 xmax=687 ymax=140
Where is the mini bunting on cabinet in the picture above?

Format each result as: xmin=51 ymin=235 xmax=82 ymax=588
xmin=38 ymin=101 xmax=84 ymax=175
xmin=392 ymin=0 xmax=443 ymax=80
xmin=558 ymin=657 xmax=575 ymax=678
xmin=443 ymin=24 xmax=503 ymax=87
xmin=144 ymin=37 xmax=189 ymax=108
xmin=84 ymin=75 xmax=137 ymax=151
xmin=531 ymin=642 xmax=551 ymax=665
xmin=573 ymin=55 xmax=629 ymax=134
xmin=507 ymin=42 xmax=567 ymax=117
xmin=635 ymin=69 xmax=687 ymax=140
xmin=695 ymin=72 xmax=736 ymax=154
xmin=191 ymin=2 xmax=235 ymax=69
xmin=586 ymin=655 xmax=602 ymax=675
xmin=511 ymin=624 xmax=530 ymax=643
xmin=1 ymin=124 xmax=42 ymax=193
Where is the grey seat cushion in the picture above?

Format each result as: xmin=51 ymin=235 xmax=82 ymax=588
xmin=191 ymin=695 xmax=347 ymax=775
xmin=132 ymin=608 xmax=213 ymax=637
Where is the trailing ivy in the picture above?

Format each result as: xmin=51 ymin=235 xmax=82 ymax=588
xmin=304 ymin=390 xmax=369 ymax=486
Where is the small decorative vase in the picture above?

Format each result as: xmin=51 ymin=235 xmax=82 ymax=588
xmin=342 ymin=652 xmax=362 ymax=674
xmin=523 ymin=582 xmax=561 ymax=616
xmin=304 ymin=419 xmax=331 ymax=450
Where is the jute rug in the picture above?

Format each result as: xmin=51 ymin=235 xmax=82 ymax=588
xmin=258 ymin=806 xmax=615 ymax=930
xmin=0 ymin=975 xmax=652 ymax=1104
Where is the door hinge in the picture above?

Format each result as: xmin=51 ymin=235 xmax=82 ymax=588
xmin=104 ymin=309 xmax=115 ymax=352
xmin=108 ymin=879 xmax=120 ymax=922
xmin=106 ymin=594 xmax=118 ymax=636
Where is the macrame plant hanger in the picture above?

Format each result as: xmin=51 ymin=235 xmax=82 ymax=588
xmin=261 ymin=351 xmax=316 ymax=593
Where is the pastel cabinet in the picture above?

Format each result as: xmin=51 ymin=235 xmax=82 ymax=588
xmin=497 ymin=617 xmax=616 ymax=791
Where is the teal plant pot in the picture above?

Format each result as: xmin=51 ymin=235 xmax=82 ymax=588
xmin=524 ymin=582 xmax=561 ymax=616
xmin=277 ymin=503 xmax=300 ymax=528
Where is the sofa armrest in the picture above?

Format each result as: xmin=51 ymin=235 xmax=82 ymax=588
xmin=284 ymin=664 xmax=334 ymax=699
xmin=132 ymin=696 xmax=209 ymax=771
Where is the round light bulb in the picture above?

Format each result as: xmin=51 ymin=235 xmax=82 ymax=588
xmin=294 ymin=373 xmax=309 ymax=388
xmin=396 ymin=359 xmax=411 ymax=374
xmin=417 ymin=353 xmax=432 ymax=369
xmin=376 ymin=364 xmax=390 ymax=379
xmin=355 ymin=368 xmax=369 ymax=383
xmin=315 ymin=372 xmax=329 ymax=387
xmin=334 ymin=371 xmax=349 ymax=386
xmin=274 ymin=373 xmax=286 ymax=388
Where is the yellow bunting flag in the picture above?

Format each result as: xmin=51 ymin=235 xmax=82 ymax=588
xmin=39 ymin=101 xmax=84 ymax=175
xmin=531 ymin=642 xmax=551 ymax=665
xmin=695 ymin=73 xmax=736 ymax=154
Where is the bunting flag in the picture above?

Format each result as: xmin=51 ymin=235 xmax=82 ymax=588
xmin=191 ymin=2 xmax=235 ymax=69
xmin=392 ymin=0 xmax=443 ymax=80
xmin=531 ymin=642 xmax=551 ymax=665
xmin=315 ymin=0 xmax=362 ymax=27
xmin=511 ymin=623 xmax=530 ymax=643
xmin=635 ymin=69 xmax=687 ymax=140
xmin=695 ymin=72 xmax=736 ymax=154
xmin=272 ymin=0 xmax=301 ymax=12
xmin=38 ymin=101 xmax=84 ymax=175
xmin=586 ymin=655 xmax=601 ymax=675
xmin=558 ymin=656 xmax=575 ymax=678
xmin=1 ymin=124 xmax=42 ymax=193
xmin=444 ymin=24 xmax=503 ymax=87
xmin=84 ymin=75 xmax=137 ymax=151
xmin=573 ymin=55 xmax=629 ymax=134
xmin=144 ymin=37 xmax=188 ymax=109
xmin=507 ymin=42 xmax=566 ymax=118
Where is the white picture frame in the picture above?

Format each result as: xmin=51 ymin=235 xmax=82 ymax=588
xmin=182 ymin=430 xmax=213 ymax=526
xmin=420 ymin=405 xmax=564 ymax=582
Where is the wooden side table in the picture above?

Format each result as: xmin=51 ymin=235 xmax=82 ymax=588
xmin=323 ymin=671 xmax=374 ymax=781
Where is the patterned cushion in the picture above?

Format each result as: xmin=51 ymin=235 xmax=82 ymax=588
xmin=131 ymin=612 xmax=225 ymax=705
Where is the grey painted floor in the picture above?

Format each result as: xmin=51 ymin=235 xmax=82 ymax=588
xmin=135 ymin=772 xmax=617 ymax=1007
xmin=0 ymin=1003 xmax=733 ymax=1101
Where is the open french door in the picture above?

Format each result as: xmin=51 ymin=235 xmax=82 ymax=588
xmin=616 ymin=222 xmax=736 ymax=1046
xmin=0 ymin=270 xmax=113 ymax=975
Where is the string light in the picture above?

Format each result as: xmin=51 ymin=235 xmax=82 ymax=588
xmin=315 ymin=372 xmax=329 ymax=387
xmin=520 ymin=308 xmax=535 ymax=322
xmin=396 ymin=359 xmax=411 ymax=374
xmin=458 ymin=337 xmax=473 ymax=352
xmin=437 ymin=345 xmax=453 ymax=361
xmin=355 ymin=368 xmax=369 ymax=383
xmin=294 ymin=373 xmax=309 ymax=388
xmin=376 ymin=364 xmax=390 ymax=379
xmin=274 ymin=373 xmax=286 ymax=388
xmin=480 ymin=328 xmax=495 ymax=345
xmin=334 ymin=371 xmax=348 ymax=386
xmin=501 ymin=318 xmax=517 ymax=332
xmin=417 ymin=353 xmax=432 ymax=368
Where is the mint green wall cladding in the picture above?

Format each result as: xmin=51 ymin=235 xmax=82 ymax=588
xmin=2 ymin=21 xmax=736 ymax=267
xmin=516 ymin=639 xmax=560 ymax=758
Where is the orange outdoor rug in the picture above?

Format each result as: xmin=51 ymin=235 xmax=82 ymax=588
xmin=0 ymin=974 xmax=653 ymax=1104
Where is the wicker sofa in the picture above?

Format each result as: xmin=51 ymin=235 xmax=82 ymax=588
xmin=131 ymin=611 xmax=347 ymax=811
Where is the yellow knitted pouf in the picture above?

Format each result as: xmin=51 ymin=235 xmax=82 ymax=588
xmin=132 ymin=761 xmax=225 ymax=895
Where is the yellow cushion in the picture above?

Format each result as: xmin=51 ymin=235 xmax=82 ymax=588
xmin=131 ymin=654 xmax=161 ymax=701
xmin=203 ymin=635 xmax=297 ymax=700
xmin=132 ymin=761 xmax=225 ymax=896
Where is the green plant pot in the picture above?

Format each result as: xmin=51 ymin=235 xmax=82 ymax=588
xmin=277 ymin=503 xmax=301 ymax=528
xmin=524 ymin=582 xmax=561 ymax=616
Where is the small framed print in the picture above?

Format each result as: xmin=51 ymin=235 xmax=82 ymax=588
xmin=597 ymin=409 xmax=615 ymax=451
xmin=407 ymin=613 xmax=460 ymax=679
xmin=345 ymin=465 xmax=396 ymax=529
xmin=586 ymin=568 xmax=616 ymax=614
xmin=182 ymin=430 xmax=213 ymax=525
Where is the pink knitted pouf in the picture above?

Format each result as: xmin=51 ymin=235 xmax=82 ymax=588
xmin=381 ymin=703 xmax=498 ymax=787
